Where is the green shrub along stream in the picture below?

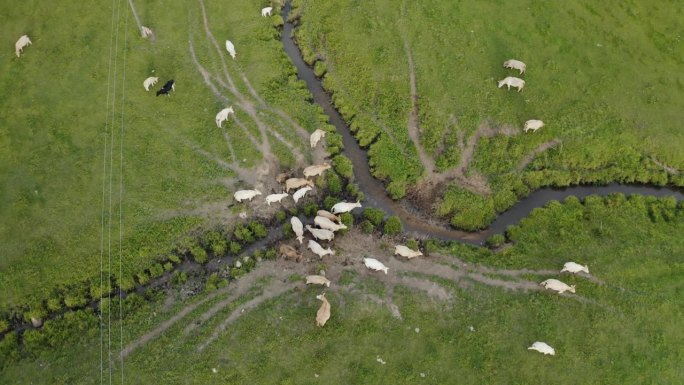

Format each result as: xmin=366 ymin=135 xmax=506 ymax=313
xmin=291 ymin=0 xmax=684 ymax=229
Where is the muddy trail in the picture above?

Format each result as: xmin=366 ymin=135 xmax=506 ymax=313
xmin=120 ymin=229 xmax=609 ymax=357
xmin=280 ymin=2 xmax=684 ymax=245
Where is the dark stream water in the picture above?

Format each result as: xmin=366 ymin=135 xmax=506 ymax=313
xmin=280 ymin=3 xmax=683 ymax=245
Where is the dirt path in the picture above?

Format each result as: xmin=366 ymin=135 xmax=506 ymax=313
xmin=516 ymin=139 xmax=562 ymax=172
xmin=127 ymin=0 xmax=144 ymax=39
xmin=197 ymin=279 xmax=299 ymax=352
xmin=121 ymin=286 xmax=228 ymax=359
xmin=650 ymin=156 xmax=680 ymax=175
xmin=403 ymin=37 xmax=437 ymax=177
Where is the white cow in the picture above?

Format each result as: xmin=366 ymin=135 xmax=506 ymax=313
xmin=303 ymin=163 xmax=331 ymax=178
xmin=285 ymin=178 xmax=314 ymax=192
xmin=315 ymin=293 xmax=331 ymax=327
xmin=503 ymin=59 xmax=526 ymax=74
xmin=331 ymin=201 xmax=362 ymax=214
xmin=215 ymin=106 xmax=235 ymax=128
xmin=540 ymin=279 xmax=576 ymax=294
xmin=306 ymin=275 xmax=331 ymax=287
xmin=261 ymin=7 xmax=273 ymax=17
xmin=306 ymin=225 xmax=334 ymax=242
xmin=528 ymin=341 xmax=555 ymax=356
xmin=265 ymin=193 xmax=288 ymax=205
xmin=291 ymin=217 xmax=304 ymax=244
xmin=233 ymin=189 xmax=262 ymax=202
xmin=524 ymin=120 xmax=544 ymax=133
xmin=317 ymin=210 xmax=341 ymax=223
xmin=15 ymin=35 xmax=32 ymax=57
xmin=292 ymin=186 xmax=312 ymax=203
xmin=363 ymin=258 xmax=388 ymax=274
xmin=310 ymin=129 xmax=326 ymax=148
xmin=141 ymin=26 xmax=153 ymax=39
xmin=143 ymin=76 xmax=159 ymax=91
xmin=394 ymin=245 xmax=423 ymax=259
xmin=314 ymin=216 xmax=347 ymax=232
xmin=308 ymin=239 xmax=334 ymax=258
xmin=225 ymin=40 xmax=236 ymax=59
xmin=560 ymin=262 xmax=589 ymax=274
xmin=497 ymin=76 xmax=525 ymax=92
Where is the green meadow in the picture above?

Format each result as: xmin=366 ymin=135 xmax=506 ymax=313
xmin=1 ymin=194 xmax=681 ymax=384
xmin=0 ymin=0 xmax=324 ymax=310
xmin=292 ymin=0 xmax=684 ymax=229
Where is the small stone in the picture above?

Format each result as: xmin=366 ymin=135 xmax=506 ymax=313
xmin=212 ymin=368 xmax=217 ymax=374
xmin=414 ymin=327 xmax=420 ymax=333
xmin=314 ymin=374 xmax=319 ymax=378
xmin=31 ymin=317 xmax=43 ymax=328
xmin=235 ymin=261 xmax=242 ymax=268
xmin=243 ymin=256 xmax=250 ymax=262
xmin=238 ymin=212 xmax=247 ymax=219
xmin=420 ymin=373 xmax=426 ymax=378
xmin=468 ymin=325 xmax=475 ymax=332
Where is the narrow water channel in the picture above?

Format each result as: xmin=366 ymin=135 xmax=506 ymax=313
xmin=280 ymin=3 xmax=683 ymax=245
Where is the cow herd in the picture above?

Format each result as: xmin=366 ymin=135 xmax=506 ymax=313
xmin=497 ymin=58 xmax=545 ymax=133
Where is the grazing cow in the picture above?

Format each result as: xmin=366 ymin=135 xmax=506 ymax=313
xmin=285 ymin=178 xmax=314 ymax=192
xmin=306 ymin=225 xmax=334 ymax=242
xmin=314 ymin=216 xmax=347 ymax=232
xmin=497 ymin=76 xmax=525 ymax=92
xmin=524 ymin=119 xmax=544 ymax=133
xmin=291 ymin=217 xmax=304 ymax=244
xmin=225 ymin=40 xmax=236 ymax=59
xmin=15 ymin=35 xmax=32 ymax=57
xmin=233 ymin=189 xmax=262 ymax=202
xmin=560 ymin=262 xmax=589 ymax=274
xmin=306 ymin=275 xmax=331 ymax=287
xmin=310 ymin=129 xmax=326 ymax=148
xmin=141 ymin=26 xmax=153 ymax=39
xmin=308 ymin=239 xmax=334 ymax=258
xmin=156 ymin=79 xmax=175 ymax=96
xmin=528 ymin=341 xmax=555 ymax=356
xmin=315 ymin=294 xmax=331 ymax=327
xmin=540 ymin=279 xmax=576 ymax=294
xmin=317 ymin=210 xmax=341 ymax=223
xmin=292 ymin=186 xmax=312 ymax=203
xmin=363 ymin=258 xmax=389 ymax=274
xmin=261 ymin=6 xmax=273 ymax=17
xmin=275 ymin=172 xmax=292 ymax=184
xmin=279 ymin=244 xmax=302 ymax=262
xmin=143 ymin=76 xmax=159 ymax=91
xmin=503 ymin=59 xmax=526 ymax=74
xmin=331 ymin=201 xmax=362 ymax=214
xmin=303 ymin=163 xmax=331 ymax=178
xmin=265 ymin=193 xmax=288 ymax=205
xmin=215 ymin=106 xmax=235 ymax=128
xmin=394 ymin=245 xmax=423 ymax=259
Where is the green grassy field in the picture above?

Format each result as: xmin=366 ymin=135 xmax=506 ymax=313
xmin=292 ymin=0 xmax=684 ymax=229
xmin=0 ymin=0 xmax=328 ymax=310
xmin=2 ymin=194 xmax=681 ymax=384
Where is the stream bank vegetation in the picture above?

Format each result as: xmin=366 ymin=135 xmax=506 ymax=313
xmin=1 ymin=194 xmax=681 ymax=383
xmin=291 ymin=0 xmax=684 ymax=230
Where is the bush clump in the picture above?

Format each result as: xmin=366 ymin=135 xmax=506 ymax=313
xmin=363 ymin=208 xmax=385 ymax=226
xmin=333 ymin=155 xmax=353 ymax=179
xmin=383 ymin=216 xmax=403 ymax=235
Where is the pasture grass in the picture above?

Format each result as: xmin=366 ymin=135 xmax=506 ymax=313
xmin=0 ymin=0 xmax=324 ymax=310
xmin=2 ymin=195 xmax=682 ymax=384
xmin=292 ymin=0 xmax=684 ymax=228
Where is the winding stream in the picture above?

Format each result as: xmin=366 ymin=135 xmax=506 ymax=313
xmin=280 ymin=3 xmax=683 ymax=245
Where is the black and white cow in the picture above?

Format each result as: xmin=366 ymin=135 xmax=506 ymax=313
xmin=156 ymin=79 xmax=175 ymax=96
